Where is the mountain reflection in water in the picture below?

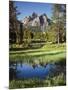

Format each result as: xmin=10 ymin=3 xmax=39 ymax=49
xmin=9 ymin=62 xmax=56 ymax=80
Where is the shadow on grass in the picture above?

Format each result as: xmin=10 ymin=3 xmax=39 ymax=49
xmin=9 ymin=44 xmax=44 ymax=51
xmin=10 ymin=49 xmax=46 ymax=54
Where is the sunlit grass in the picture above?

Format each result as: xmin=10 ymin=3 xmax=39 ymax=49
xmin=10 ymin=43 xmax=66 ymax=53
xmin=9 ymin=43 xmax=66 ymax=63
xmin=9 ymin=51 xmax=66 ymax=64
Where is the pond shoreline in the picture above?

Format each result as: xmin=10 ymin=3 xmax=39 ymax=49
xmin=9 ymin=62 xmax=66 ymax=89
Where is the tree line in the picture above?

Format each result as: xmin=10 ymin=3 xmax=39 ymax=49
xmin=9 ymin=1 xmax=66 ymax=47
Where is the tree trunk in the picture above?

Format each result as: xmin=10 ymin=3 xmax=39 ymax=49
xmin=57 ymin=29 xmax=60 ymax=45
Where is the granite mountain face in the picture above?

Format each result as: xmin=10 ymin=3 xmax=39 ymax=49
xmin=22 ymin=13 xmax=51 ymax=32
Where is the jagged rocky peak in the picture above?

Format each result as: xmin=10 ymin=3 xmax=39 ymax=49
xmin=22 ymin=13 xmax=47 ymax=25
xmin=22 ymin=12 xmax=51 ymax=32
xmin=22 ymin=16 xmax=29 ymax=26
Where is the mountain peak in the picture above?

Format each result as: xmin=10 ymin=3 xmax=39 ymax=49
xmin=22 ymin=13 xmax=51 ymax=32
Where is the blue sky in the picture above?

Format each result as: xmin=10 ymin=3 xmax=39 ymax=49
xmin=15 ymin=1 xmax=53 ymax=21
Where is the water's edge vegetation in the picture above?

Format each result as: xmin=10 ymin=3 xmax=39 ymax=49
xmin=9 ymin=44 xmax=66 ymax=89
xmin=9 ymin=58 xmax=66 ymax=89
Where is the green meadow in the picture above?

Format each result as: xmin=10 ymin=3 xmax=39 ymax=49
xmin=9 ymin=43 xmax=66 ymax=64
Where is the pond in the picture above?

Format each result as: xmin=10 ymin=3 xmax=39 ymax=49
xmin=9 ymin=62 xmax=57 ymax=80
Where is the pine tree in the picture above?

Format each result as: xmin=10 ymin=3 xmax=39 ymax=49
xmin=52 ymin=4 xmax=66 ymax=44
xmin=9 ymin=1 xmax=20 ymax=44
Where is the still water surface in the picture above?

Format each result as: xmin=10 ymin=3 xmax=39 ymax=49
xmin=10 ymin=63 xmax=56 ymax=79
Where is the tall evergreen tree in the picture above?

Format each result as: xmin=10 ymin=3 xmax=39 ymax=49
xmin=9 ymin=1 xmax=20 ymax=44
xmin=52 ymin=4 xmax=66 ymax=44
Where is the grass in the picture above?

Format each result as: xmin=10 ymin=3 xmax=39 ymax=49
xmin=10 ymin=43 xmax=65 ymax=53
xmin=9 ymin=51 xmax=66 ymax=64
xmin=9 ymin=43 xmax=66 ymax=64
xmin=9 ymin=73 xmax=66 ymax=89
xmin=9 ymin=43 xmax=66 ymax=89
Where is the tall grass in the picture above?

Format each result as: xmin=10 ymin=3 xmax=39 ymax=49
xmin=9 ymin=73 xmax=66 ymax=89
xmin=9 ymin=51 xmax=66 ymax=64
